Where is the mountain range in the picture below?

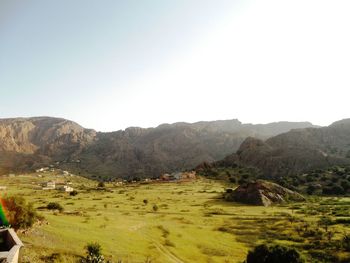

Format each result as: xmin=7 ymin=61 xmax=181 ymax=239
xmin=0 ymin=117 xmax=315 ymax=179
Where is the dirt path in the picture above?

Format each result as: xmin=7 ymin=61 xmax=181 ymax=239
xmin=145 ymin=234 xmax=185 ymax=263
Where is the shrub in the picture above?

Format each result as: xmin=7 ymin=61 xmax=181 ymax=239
xmin=143 ymin=199 xmax=148 ymax=205
xmin=164 ymin=239 xmax=175 ymax=247
xmin=82 ymin=242 xmax=106 ymax=263
xmin=318 ymin=216 xmax=332 ymax=232
xmin=341 ymin=180 xmax=350 ymax=191
xmin=229 ymin=177 xmax=237 ymax=183
xmin=97 ymin=182 xmax=105 ymax=188
xmin=342 ymin=234 xmax=350 ymax=251
xmin=1 ymin=195 xmax=38 ymax=230
xmin=152 ymin=204 xmax=159 ymax=212
xmin=47 ymin=202 xmax=64 ymax=212
xmin=306 ymin=185 xmax=316 ymax=195
xmin=322 ymin=184 xmax=344 ymax=195
xmin=70 ymin=190 xmax=78 ymax=196
xmin=245 ymin=244 xmax=304 ymax=263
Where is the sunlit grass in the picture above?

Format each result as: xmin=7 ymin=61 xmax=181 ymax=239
xmin=0 ymin=172 xmax=349 ymax=262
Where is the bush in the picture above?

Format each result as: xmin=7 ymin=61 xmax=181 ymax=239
xmin=342 ymin=234 xmax=350 ymax=251
xmin=341 ymin=180 xmax=350 ymax=192
xmin=322 ymin=185 xmax=345 ymax=195
xmin=82 ymin=242 xmax=106 ymax=263
xmin=97 ymin=182 xmax=105 ymax=188
xmin=152 ymin=204 xmax=159 ymax=212
xmin=229 ymin=177 xmax=237 ymax=183
xmin=318 ymin=216 xmax=332 ymax=232
xmin=1 ymin=195 xmax=38 ymax=230
xmin=47 ymin=202 xmax=64 ymax=212
xmin=70 ymin=190 xmax=78 ymax=196
xmin=306 ymin=185 xmax=316 ymax=195
xmin=245 ymin=244 xmax=304 ymax=263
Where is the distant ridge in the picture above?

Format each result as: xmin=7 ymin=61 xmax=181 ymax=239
xmin=0 ymin=116 xmax=316 ymax=179
xmin=218 ymin=118 xmax=350 ymax=178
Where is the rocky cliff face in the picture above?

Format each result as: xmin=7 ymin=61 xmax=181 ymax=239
xmin=0 ymin=117 xmax=96 ymax=157
xmin=224 ymin=119 xmax=350 ymax=178
xmin=225 ymin=180 xmax=305 ymax=206
xmin=0 ymin=117 xmax=315 ymax=179
xmin=0 ymin=117 xmax=96 ymax=174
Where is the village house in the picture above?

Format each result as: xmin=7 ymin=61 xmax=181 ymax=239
xmin=36 ymin=167 xmax=49 ymax=173
xmin=180 ymin=171 xmax=197 ymax=180
xmin=160 ymin=173 xmax=176 ymax=181
xmin=41 ymin=181 xmax=56 ymax=190
xmin=57 ymin=185 xmax=74 ymax=192
xmin=160 ymin=171 xmax=197 ymax=182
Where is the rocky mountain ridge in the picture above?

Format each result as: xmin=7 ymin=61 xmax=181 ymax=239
xmin=0 ymin=117 xmax=315 ymax=179
xmin=220 ymin=119 xmax=350 ymax=178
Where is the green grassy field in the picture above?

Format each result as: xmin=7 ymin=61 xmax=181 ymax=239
xmin=0 ymin=172 xmax=350 ymax=263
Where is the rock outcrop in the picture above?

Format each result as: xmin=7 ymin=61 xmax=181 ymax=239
xmin=225 ymin=180 xmax=305 ymax=206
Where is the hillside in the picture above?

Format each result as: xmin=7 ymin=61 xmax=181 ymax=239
xmin=218 ymin=119 xmax=350 ymax=179
xmin=0 ymin=117 xmax=315 ymax=179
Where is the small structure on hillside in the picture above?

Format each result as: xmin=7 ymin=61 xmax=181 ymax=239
xmin=179 ymin=171 xmax=196 ymax=180
xmin=0 ymin=186 xmax=7 ymax=191
xmin=0 ymin=228 xmax=23 ymax=263
xmin=160 ymin=171 xmax=197 ymax=181
xmin=160 ymin=174 xmax=175 ymax=181
xmin=57 ymin=185 xmax=74 ymax=192
xmin=41 ymin=181 xmax=56 ymax=190
xmin=36 ymin=167 xmax=49 ymax=173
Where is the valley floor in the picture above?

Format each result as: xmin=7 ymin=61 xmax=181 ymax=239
xmin=0 ymin=173 xmax=349 ymax=262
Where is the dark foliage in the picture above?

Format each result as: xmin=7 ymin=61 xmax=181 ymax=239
xmin=47 ymin=202 xmax=64 ymax=212
xmin=246 ymin=244 xmax=304 ymax=263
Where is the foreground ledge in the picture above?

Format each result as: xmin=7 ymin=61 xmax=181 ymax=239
xmin=0 ymin=229 xmax=23 ymax=263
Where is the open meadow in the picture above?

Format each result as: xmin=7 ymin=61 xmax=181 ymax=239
xmin=0 ymin=172 xmax=350 ymax=263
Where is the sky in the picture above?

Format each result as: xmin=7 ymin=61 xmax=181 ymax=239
xmin=1 ymin=0 xmax=349 ymax=131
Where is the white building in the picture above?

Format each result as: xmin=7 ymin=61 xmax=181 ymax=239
xmin=58 ymin=185 xmax=74 ymax=192
xmin=42 ymin=181 xmax=56 ymax=190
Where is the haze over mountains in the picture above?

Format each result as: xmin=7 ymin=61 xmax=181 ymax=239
xmin=0 ymin=117 xmax=315 ymax=179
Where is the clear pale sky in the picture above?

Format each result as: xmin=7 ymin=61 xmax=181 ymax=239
xmin=1 ymin=0 xmax=349 ymax=131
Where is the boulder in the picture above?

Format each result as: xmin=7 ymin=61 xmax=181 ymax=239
xmin=225 ymin=180 xmax=305 ymax=206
